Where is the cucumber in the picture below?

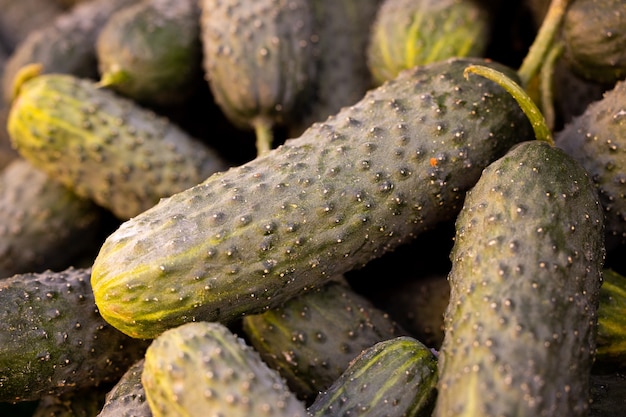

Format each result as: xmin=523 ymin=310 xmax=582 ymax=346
xmin=242 ymin=278 xmax=406 ymax=403
xmin=141 ymin=321 xmax=308 ymax=417
xmin=367 ymin=0 xmax=491 ymax=86
xmin=595 ymin=269 xmax=626 ymax=370
xmin=307 ymin=336 xmax=438 ymax=417
xmin=32 ymin=388 xmax=105 ymax=417
xmin=97 ymin=359 xmax=152 ymax=417
xmin=91 ymin=57 xmax=533 ymax=340
xmin=288 ymin=0 xmax=382 ymax=137
xmin=554 ymin=79 xmax=626 ymax=250
xmin=0 ymin=267 xmax=150 ymax=403
xmin=7 ymin=68 xmax=229 ymax=220
xmin=199 ymin=0 xmax=316 ymax=155
xmin=96 ymin=0 xmax=203 ymax=107
xmin=0 ymin=158 xmax=103 ymax=278
xmin=562 ymin=0 xmax=626 ymax=84
xmin=1 ymin=0 xmax=140 ymax=105
xmin=434 ymin=140 xmax=605 ymax=417
xmin=0 ymin=105 xmax=19 ymax=170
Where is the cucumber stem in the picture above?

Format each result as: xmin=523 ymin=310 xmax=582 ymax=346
xmin=464 ymin=64 xmax=554 ymax=146
xmin=539 ymin=41 xmax=565 ymax=132
xmin=517 ymin=0 xmax=571 ymax=89
xmin=253 ymin=116 xmax=275 ymax=157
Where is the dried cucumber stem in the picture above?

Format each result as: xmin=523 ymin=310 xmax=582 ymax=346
xmin=517 ymin=0 xmax=572 ymax=88
xmin=464 ymin=64 xmax=554 ymax=145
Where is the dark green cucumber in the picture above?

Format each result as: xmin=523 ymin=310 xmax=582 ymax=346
xmin=0 ymin=158 xmax=103 ymax=278
xmin=91 ymin=57 xmax=533 ymax=340
xmin=96 ymin=0 xmax=203 ymax=107
xmin=97 ymin=359 xmax=152 ymax=417
xmin=288 ymin=0 xmax=382 ymax=137
xmin=434 ymin=140 xmax=605 ymax=417
xmin=1 ymin=0 xmax=140 ymax=105
xmin=199 ymin=0 xmax=316 ymax=155
xmin=142 ymin=321 xmax=308 ymax=417
xmin=595 ymin=269 xmax=626 ymax=370
xmin=33 ymin=388 xmax=105 ymax=417
xmin=307 ymin=336 xmax=438 ymax=417
xmin=562 ymin=0 xmax=626 ymax=84
xmin=554 ymin=79 xmax=626 ymax=250
xmin=0 ymin=267 xmax=150 ymax=403
xmin=589 ymin=372 xmax=626 ymax=417
xmin=242 ymin=278 xmax=406 ymax=403
xmin=8 ymin=68 xmax=229 ymax=220
xmin=367 ymin=0 xmax=491 ymax=86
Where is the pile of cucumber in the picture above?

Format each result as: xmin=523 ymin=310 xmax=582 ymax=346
xmin=1 ymin=0 xmax=625 ymax=416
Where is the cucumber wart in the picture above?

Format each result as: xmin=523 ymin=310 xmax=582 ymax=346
xmin=91 ymin=57 xmax=534 ymax=340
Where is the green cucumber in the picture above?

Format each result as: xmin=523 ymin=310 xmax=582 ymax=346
xmin=242 ymin=278 xmax=406 ymax=403
xmin=96 ymin=0 xmax=203 ymax=107
xmin=199 ymin=0 xmax=316 ymax=155
xmin=562 ymin=0 xmax=626 ymax=84
xmin=0 ymin=158 xmax=103 ymax=278
xmin=554 ymin=79 xmax=626 ymax=250
xmin=97 ymin=359 xmax=152 ymax=417
xmin=33 ymin=388 xmax=105 ymax=417
xmin=288 ymin=0 xmax=382 ymax=137
xmin=141 ymin=321 xmax=308 ymax=417
xmin=91 ymin=57 xmax=533 ymax=340
xmin=595 ymin=269 xmax=626 ymax=370
xmin=434 ymin=140 xmax=605 ymax=416
xmin=307 ymin=336 xmax=438 ymax=417
xmin=367 ymin=0 xmax=491 ymax=86
xmin=0 ymin=267 xmax=150 ymax=403
xmin=1 ymin=0 xmax=140 ymax=105
xmin=7 ymin=68 xmax=229 ymax=220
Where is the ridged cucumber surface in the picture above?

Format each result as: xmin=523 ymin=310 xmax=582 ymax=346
xmin=141 ymin=321 xmax=308 ymax=417
xmin=0 ymin=158 xmax=103 ymax=278
xmin=8 ymin=69 xmax=229 ymax=220
xmin=242 ymin=279 xmax=406 ymax=402
xmin=434 ymin=140 xmax=605 ymax=417
xmin=367 ymin=0 xmax=491 ymax=86
xmin=1 ymin=0 xmax=140 ymax=105
xmin=307 ymin=336 xmax=438 ymax=417
xmin=555 ymin=79 xmax=626 ymax=250
xmin=199 ymin=0 xmax=316 ymax=154
xmin=96 ymin=0 xmax=203 ymax=106
xmin=91 ymin=57 xmax=533 ymax=339
xmin=0 ymin=267 xmax=150 ymax=402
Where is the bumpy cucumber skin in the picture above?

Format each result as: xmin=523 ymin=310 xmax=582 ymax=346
xmin=91 ymin=57 xmax=533 ymax=339
xmin=595 ymin=269 xmax=626 ymax=369
xmin=308 ymin=336 xmax=438 ymax=417
xmin=96 ymin=0 xmax=203 ymax=106
xmin=97 ymin=359 xmax=152 ymax=417
xmin=0 ymin=267 xmax=150 ymax=402
xmin=1 ymin=0 xmax=140 ymax=105
xmin=555 ymin=80 xmax=626 ymax=250
xmin=562 ymin=0 xmax=626 ymax=84
xmin=289 ymin=0 xmax=382 ymax=137
xmin=142 ymin=321 xmax=308 ymax=417
xmin=434 ymin=141 xmax=605 ymax=417
xmin=367 ymin=0 xmax=491 ymax=86
xmin=242 ymin=279 xmax=406 ymax=403
xmin=8 ymin=73 xmax=229 ymax=220
xmin=199 ymin=0 xmax=316 ymax=130
xmin=0 ymin=158 xmax=103 ymax=278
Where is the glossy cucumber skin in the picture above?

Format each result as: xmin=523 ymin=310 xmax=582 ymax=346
xmin=91 ymin=57 xmax=533 ymax=340
xmin=307 ymin=336 xmax=438 ymax=417
xmin=141 ymin=321 xmax=308 ymax=417
xmin=434 ymin=141 xmax=605 ymax=417
xmin=8 ymin=72 xmax=229 ymax=220
xmin=0 ymin=267 xmax=150 ymax=402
